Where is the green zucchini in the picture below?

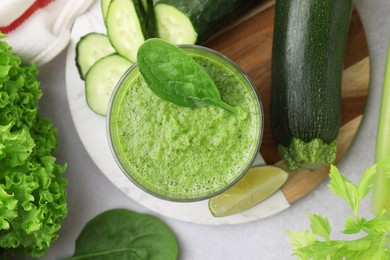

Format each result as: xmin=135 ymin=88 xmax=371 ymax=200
xmin=138 ymin=0 xmax=156 ymax=39
xmin=154 ymin=0 xmax=258 ymax=44
xmin=270 ymin=0 xmax=353 ymax=171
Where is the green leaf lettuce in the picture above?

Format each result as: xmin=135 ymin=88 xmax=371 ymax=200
xmin=0 ymin=37 xmax=67 ymax=258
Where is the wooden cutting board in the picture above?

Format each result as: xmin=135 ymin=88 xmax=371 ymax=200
xmin=205 ymin=1 xmax=370 ymax=204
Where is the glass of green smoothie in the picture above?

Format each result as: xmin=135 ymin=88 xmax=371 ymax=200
xmin=107 ymin=45 xmax=263 ymax=202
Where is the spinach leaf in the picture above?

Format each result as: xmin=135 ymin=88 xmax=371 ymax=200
xmin=137 ymin=38 xmax=238 ymax=114
xmin=66 ymin=209 xmax=178 ymax=260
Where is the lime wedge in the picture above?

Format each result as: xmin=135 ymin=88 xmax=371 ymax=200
xmin=209 ymin=165 xmax=289 ymax=217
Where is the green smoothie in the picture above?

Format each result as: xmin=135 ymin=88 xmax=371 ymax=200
xmin=108 ymin=46 xmax=262 ymax=201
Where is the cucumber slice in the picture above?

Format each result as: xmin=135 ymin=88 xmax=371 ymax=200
xmin=155 ymin=0 xmax=258 ymax=44
xmin=101 ymin=0 xmax=112 ymax=21
xmin=75 ymin=33 xmax=116 ymax=80
xmin=85 ymin=54 xmax=132 ymax=116
xmin=106 ymin=0 xmax=145 ymax=62
xmin=154 ymin=3 xmax=197 ymax=44
xmin=103 ymin=0 xmax=155 ymax=37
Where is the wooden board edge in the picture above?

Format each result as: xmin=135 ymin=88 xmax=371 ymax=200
xmin=206 ymin=0 xmax=275 ymax=42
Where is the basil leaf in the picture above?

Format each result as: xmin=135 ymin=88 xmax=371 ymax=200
xmin=137 ymin=38 xmax=238 ymax=114
xmin=66 ymin=209 xmax=178 ymax=260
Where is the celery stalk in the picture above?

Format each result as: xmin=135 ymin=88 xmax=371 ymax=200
xmin=372 ymin=39 xmax=390 ymax=216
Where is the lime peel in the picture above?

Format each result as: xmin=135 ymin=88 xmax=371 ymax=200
xmin=209 ymin=165 xmax=289 ymax=217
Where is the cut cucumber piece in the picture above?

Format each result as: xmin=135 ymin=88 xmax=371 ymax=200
xmin=155 ymin=0 xmax=258 ymax=44
xmin=106 ymin=0 xmax=145 ymax=62
xmin=154 ymin=3 xmax=197 ymax=44
xmin=75 ymin=33 xmax=116 ymax=79
xmin=103 ymin=0 xmax=155 ymax=38
xmin=101 ymin=0 xmax=112 ymax=22
xmin=85 ymin=54 xmax=132 ymax=116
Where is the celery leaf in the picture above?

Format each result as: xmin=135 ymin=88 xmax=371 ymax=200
xmin=288 ymin=164 xmax=390 ymax=259
xmin=357 ymin=164 xmax=377 ymax=202
xmin=328 ymin=165 xmax=359 ymax=217
xmin=307 ymin=213 xmax=331 ymax=242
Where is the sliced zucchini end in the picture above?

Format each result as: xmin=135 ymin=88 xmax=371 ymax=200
xmin=155 ymin=3 xmax=197 ymax=44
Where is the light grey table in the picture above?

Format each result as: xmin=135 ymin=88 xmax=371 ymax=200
xmin=19 ymin=0 xmax=390 ymax=259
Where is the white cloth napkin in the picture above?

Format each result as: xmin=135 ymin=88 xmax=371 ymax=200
xmin=0 ymin=0 xmax=95 ymax=66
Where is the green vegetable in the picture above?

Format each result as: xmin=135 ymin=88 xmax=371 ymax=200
xmin=106 ymin=0 xmax=149 ymax=62
xmin=372 ymin=39 xmax=390 ymax=217
xmin=0 ymin=36 xmax=67 ymax=258
xmin=101 ymin=0 xmax=112 ymax=22
xmin=154 ymin=0 xmax=258 ymax=44
xmin=75 ymin=33 xmax=116 ymax=79
xmin=85 ymin=54 xmax=132 ymax=116
xmin=270 ymin=0 xmax=353 ymax=171
xmin=137 ymin=38 xmax=238 ymax=114
xmin=137 ymin=0 xmax=156 ymax=39
xmin=287 ymin=164 xmax=390 ymax=259
xmin=101 ymin=0 xmax=156 ymax=63
xmin=66 ymin=209 xmax=179 ymax=260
